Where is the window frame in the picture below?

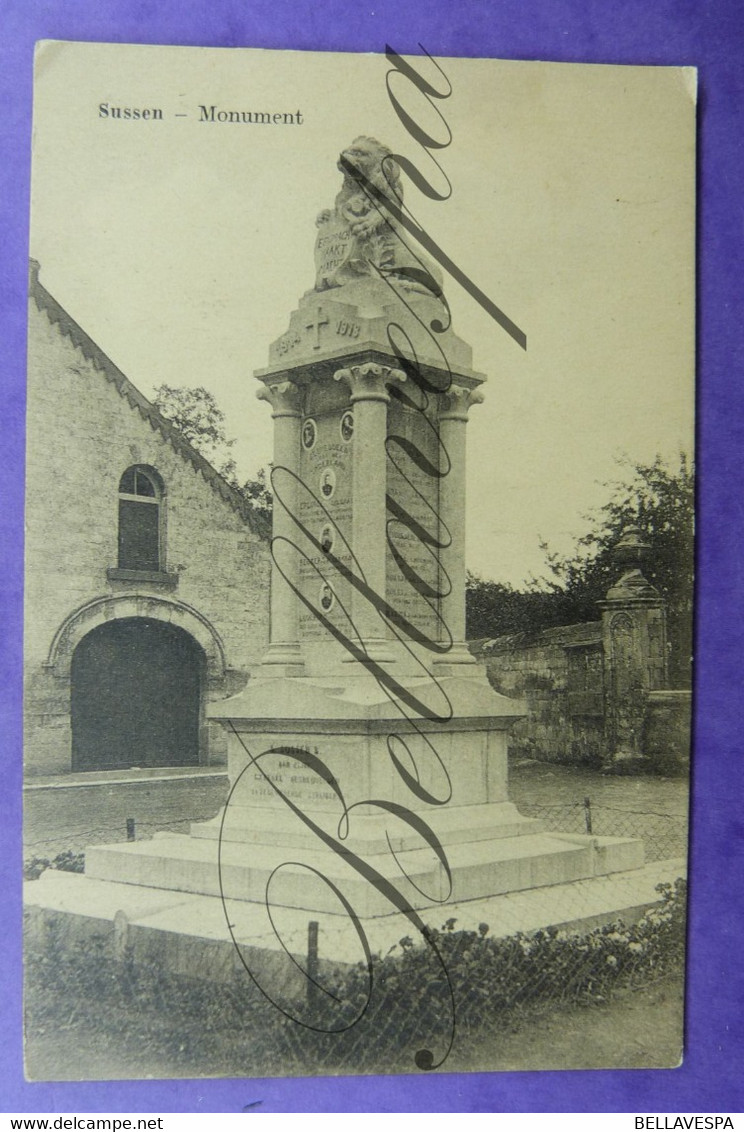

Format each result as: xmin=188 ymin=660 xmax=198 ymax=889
xmin=115 ymin=464 xmax=167 ymax=574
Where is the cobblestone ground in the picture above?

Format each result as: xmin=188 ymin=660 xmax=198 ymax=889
xmin=509 ymin=757 xmax=689 ymax=863
xmin=24 ymin=768 xmax=229 ymax=859
xmin=509 ymin=757 xmax=688 ymax=813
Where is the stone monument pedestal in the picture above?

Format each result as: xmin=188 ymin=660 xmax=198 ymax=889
xmin=26 ymin=137 xmax=653 ymax=992
xmin=80 ymin=669 xmax=644 ymax=933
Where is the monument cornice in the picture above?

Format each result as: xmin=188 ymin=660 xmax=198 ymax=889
xmin=209 ymin=710 xmax=526 ymax=735
xmin=255 ymin=345 xmax=485 ymax=395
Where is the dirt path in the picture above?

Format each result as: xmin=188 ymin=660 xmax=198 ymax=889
xmin=447 ymin=978 xmax=683 ymax=1074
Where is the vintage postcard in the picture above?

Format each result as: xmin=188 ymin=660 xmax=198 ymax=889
xmin=23 ymin=41 xmax=695 ymax=1080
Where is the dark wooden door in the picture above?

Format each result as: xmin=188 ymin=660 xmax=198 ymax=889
xmin=71 ymin=618 xmax=203 ymax=771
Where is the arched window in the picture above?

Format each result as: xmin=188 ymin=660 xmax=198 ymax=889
xmin=118 ymin=466 xmax=163 ymax=571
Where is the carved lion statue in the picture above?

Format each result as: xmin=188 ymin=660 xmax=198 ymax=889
xmin=314 ymin=136 xmax=443 ymax=296
xmin=334 ymin=136 xmax=402 ymax=238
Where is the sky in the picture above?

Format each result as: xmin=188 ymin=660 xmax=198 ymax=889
xmin=29 ymin=42 xmax=696 ymax=586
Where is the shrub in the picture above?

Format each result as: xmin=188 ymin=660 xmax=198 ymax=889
xmin=24 ymin=878 xmax=686 ymax=1075
xmin=23 ymin=851 xmax=85 ymax=880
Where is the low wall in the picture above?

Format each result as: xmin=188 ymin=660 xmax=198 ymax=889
xmin=473 ymin=627 xmax=691 ymax=772
xmin=474 ymin=623 xmax=606 ymax=767
xmin=643 ymin=691 xmax=693 ymax=771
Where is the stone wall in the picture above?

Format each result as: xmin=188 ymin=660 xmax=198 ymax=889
xmin=25 ymin=276 xmax=272 ymax=776
xmin=642 ymin=691 xmax=693 ymax=771
xmin=471 ymin=527 xmax=691 ymax=772
xmin=473 ymin=623 xmax=606 ymax=767
xmin=474 ymin=624 xmax=691 ymax=772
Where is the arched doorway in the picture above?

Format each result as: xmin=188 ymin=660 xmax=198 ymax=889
xmin=71 ymin=618 xmax=205 ymax=771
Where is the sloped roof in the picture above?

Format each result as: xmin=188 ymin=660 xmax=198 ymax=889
xmin=29 ymin=260 xmax=269 ymax=539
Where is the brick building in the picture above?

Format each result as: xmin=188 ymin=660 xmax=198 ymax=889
xmin=24 ymin=262 xmax=271 ymax=778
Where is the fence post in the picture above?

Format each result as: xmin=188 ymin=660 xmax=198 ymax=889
xmin=126 ymin=817 xmax=135 ymax=841
xmin=583 ymin=796 xmax=593 ymax=835
xmin=307 ymin=920 xmax=319 ymax=1010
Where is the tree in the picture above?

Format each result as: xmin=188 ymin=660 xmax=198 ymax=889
xmin=239 ymin=466 xmax=273 ymax=524
xmin=153 ymin=383 xmax=272 ymax=521
xmin=153 ymin=384 xmax=237 ymax=480
xmin=466 ymin=454 xmax=694 ymax=686
xmin=465 ymin=576 xmax=567 ymax=641
xmin=542 ymin=453 xmax=693 ymax=686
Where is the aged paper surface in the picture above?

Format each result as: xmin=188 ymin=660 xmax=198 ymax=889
xmin=24 ymin=42 xmax=695 ymax=1080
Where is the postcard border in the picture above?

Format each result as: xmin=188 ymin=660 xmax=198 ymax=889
xmin=2 ymin=0 xmax=742 ymax=1113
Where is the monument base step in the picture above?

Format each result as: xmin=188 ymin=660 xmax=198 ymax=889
xmin=82 ymin=825 xmax=644 ymax=919
xmin=25 ymin=858 xmax=686 ymax=986
xmin=190 ymin=800 xmax=544 ymax=852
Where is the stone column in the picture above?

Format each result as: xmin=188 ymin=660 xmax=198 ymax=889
xmin=433 ymin=383 xmax=484 ymax=668
xmin=256 ymin=378 xmax=305 ymax=673
xmin=334 ymin=362 xmax=405 ymax=660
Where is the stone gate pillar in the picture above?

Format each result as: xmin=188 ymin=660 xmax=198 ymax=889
xmin=599 ymin=526 xmax=668 ymax=759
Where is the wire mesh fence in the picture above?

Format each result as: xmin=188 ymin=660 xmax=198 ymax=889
xmin=23 ymin=779 xmax=689 ymax=1076
xmin=518 ymin=798 xmax=687 ymax=863
xmin=24 ymin=875 xmax=687 ymax=1078
xmin=24 ymin=795 xmax=688 ymax=867
xmin=23 ymin=814 xmax=203 ymax=859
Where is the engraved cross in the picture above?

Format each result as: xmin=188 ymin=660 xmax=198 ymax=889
xmin=305 ymin=306 xmax=329 ymax=349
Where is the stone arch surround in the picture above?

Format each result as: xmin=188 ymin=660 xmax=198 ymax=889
xmin=46 ymin=594 xmax=227 ymax=682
